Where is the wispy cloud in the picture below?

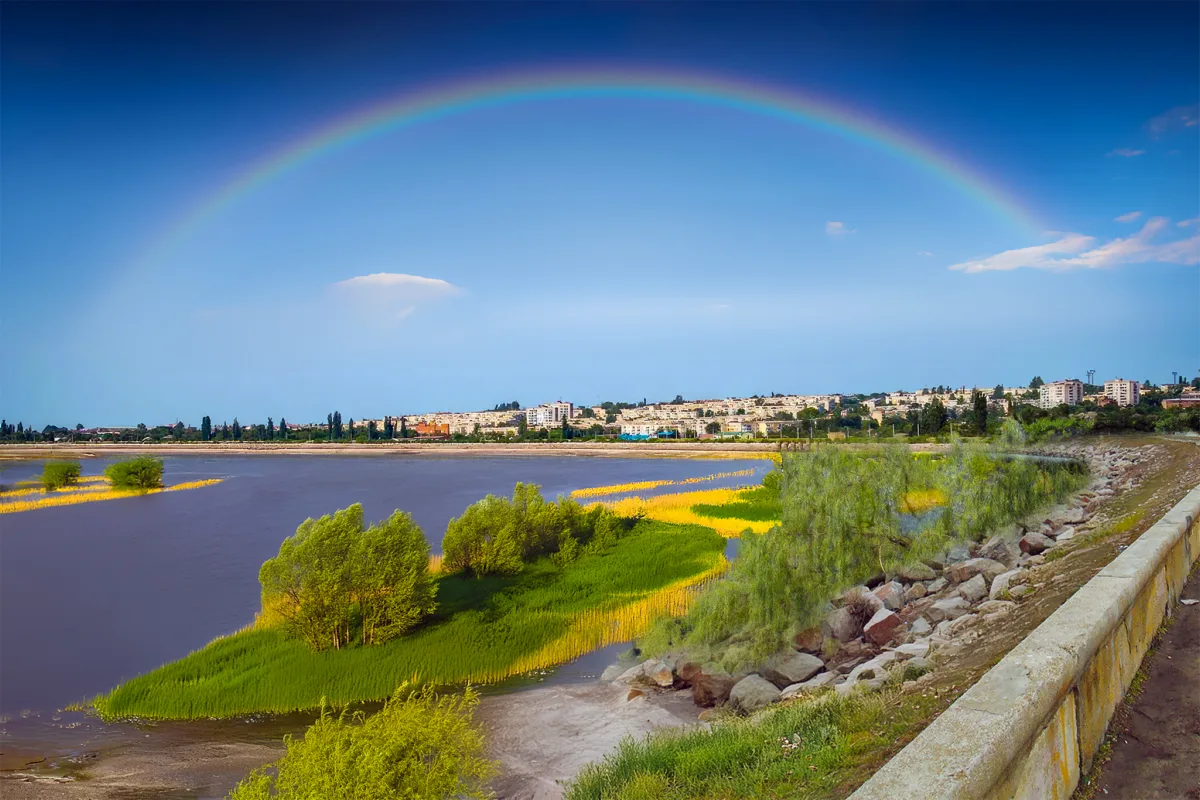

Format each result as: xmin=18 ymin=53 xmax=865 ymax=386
xmin=948 ymin=218 xmax=1199 ymax=274
xmin=1114 ymin=211 xmax=1142 ymax=223
xmin=332 ymin=272 xmax=459 ymax=319
xmin=1147 ymin=104 xmax=1199 ymax=137
xmin=916 ymin=251 xmax=933 ymax=257
xmin=826 ymin=221 xmax=854 ymax=237
xmin=1178 ymin=217 xmax=1200 ymax=228
xmin=1107 ymin=148 xmax=1145 ymax=158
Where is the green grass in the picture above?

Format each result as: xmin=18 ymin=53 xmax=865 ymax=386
xmin=691 ymin=485 xmax=782 ymax=522
xmin=566 ymin=688 xmax=940 ymax=800
xmin=92 ymin=521 xmax=725 ymax=720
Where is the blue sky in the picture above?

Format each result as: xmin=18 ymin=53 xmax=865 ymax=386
xmin=4 ymin=2 xmax=1197 ymax=426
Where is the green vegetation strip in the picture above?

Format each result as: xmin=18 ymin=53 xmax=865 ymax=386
xmin=567 ymin=688 xmax=943 ymax=800
xmin=93 ymin=521 xmax=725 ymax=720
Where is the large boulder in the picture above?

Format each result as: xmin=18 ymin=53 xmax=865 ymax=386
xmin=873 ymin=581 xmax=906 ymax=611
xmin=729 ymin=674 xmax=781 ymax=714
xmin=978 ymin=536 xmax=1019 ymax=568
xmin=989 ymin=568 xmax=1026 ymax=600
xmin=946 ymin=558 xmax=1008 ymax=585
xmin=761 ymin=650 xmax=825 ymax=688
xmin=927 ymin=596 xmax=971 ymax=622
xmin=863 ymin=608 xmax=903 ymax=646
xmin=842 ymin=586 xmax=885 ymax=615
xmin=958 ymin=574 xmax=988 ymax=602
xmin=780 ymin=671 xmax=837 ymax=700
xmin=791 ymin=627 xmax=825 ymax=654
xmin=910 ymin=616 xmax=933 ymax=636
xmin=1019 ymin=531 xmax=1053 ymax=555
xmin=825 ymin=606 xmax=863 ymax=643
xmin=691 ymin=669 xmax=736 ymax=708
xmin=615 ymin=658 xmax=674 ymax=688
xmin=894 ymin=562 xmax=937 ymax=582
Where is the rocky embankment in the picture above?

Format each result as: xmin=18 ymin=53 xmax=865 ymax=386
xmin=602 ymin=443 xmax=1151 ymax=717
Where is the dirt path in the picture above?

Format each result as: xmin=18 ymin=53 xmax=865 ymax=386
xmin=1080 ymin=567 xmax=1200 ymax=800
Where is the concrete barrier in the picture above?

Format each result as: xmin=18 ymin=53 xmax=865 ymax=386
xmin=852 ymin=483 xmax=1200 ymax=800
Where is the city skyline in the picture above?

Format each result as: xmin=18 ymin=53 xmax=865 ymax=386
xmin=4 ymin=3 xmax=1197 ymax=423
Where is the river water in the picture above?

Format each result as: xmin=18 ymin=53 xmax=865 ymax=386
xmin=0 ymin=454 xmax=765 ymax=781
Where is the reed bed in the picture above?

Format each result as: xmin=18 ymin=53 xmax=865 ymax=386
xmin=569 ymin=469 xmax=756 ymax=499
xmin=92 ymin=521 xmax=727 ymax=720
xmin=0 ymin=478 xmax=223 ymax=515
xmin=598 ymin=488 xmax=777 ymax=538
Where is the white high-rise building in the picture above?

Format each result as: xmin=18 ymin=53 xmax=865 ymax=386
xmin=1039 ymin=379 xmax=1084 ymax=409
xmin=525 ymin=401 xmax=574 ymax=428
xmin=1103 ymin=378 xmax=1141 ymax=407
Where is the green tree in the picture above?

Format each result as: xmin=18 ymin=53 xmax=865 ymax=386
xmin=705 ymin=421 xmax=721 ymax=434
xmin=352 ymin=511 xmax=438 ymax=645
xmin=400 ymin=417 xmax=408 ymax=438
xmin=227 ymin=686 xmax=494 ymax=800
xmin=173 ymin=421 xmax=185 ymax=439
xmin=992 ymin=384 xmax=1004 ymax=399
xmin=201 ymin=416 xmax=211 ymax=441
xmin=972 ymin=390 xmax=988 ymax=435
xmin=43 ymin=461 xmax=82 ymax=490
xmin=106 ymin=457 xmax=164 ymax=489
xmin=920 ymin=398 xmax=948 ymax=435
xmin=279 ymin=417 xmax=288 ymax=440
xmin=1029 ymin=376 xmax=1044 ymax=389
xmin=327 ymin=413 xmax=334 ymax=439
xmin=367 ymin=420 xmax=377 ymax=441
xmin=441 ymin=495 xmax=524 ymax=577
xmin=333 ymin=412 xmax=343 ymax=440
xmin=267 ymin=418 xmax=275 ymax=440
xmin=232 ymin=418 xmax=242 ymax=440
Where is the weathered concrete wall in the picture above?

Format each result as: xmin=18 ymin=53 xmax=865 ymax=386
xmin=852 ymin=483 xmax=1200 ymax=800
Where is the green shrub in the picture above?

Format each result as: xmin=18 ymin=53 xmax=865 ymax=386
xmin=227 ymin=685 xmax=494 ymax=799
xmin=259 ymin=504 xmax=437 ymax=650
xmin=104 ymin=457 xmax=164 ymax=489
xmin=42 ymin=461 xmax=81 ymax=491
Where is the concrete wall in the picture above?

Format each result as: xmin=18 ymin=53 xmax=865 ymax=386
xmin=852 ymin=483 xmax=1200 ymax=800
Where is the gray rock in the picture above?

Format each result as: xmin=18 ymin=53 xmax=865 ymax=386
xmin=989 ymin=568 xmax=1026 ymax=600
xmin=761 ymin=650 xmax=825 ymax=688
xmin=909 ymin=616 xmax=932 ymax=636
xmin=927 ymin=577 xmax=949 ymax=593
xmin=1009 ymin=584 xmax=1033 ymax=599
xmin=945 ymin=543 xmax=972 ymax=563
xmin=903 ymin=582 xmax=928 ymax=603
xmin=780 ymin=671 xmax=837 ymax=700
xmin=978 ymin=536 xmax=1018 ymax=567
xmin=1055 ymin=526 xmax=1077 ymax=542
xmin=1019 ymin=531 xmax=1053 ymax=555
xmin=847 ymin=651 xmax=900 ymax=683
xmin=958 ymin=574 xmax=988 ymax=602
xmin=642 ymin=658 xmax=675 ymax=687
xmin=825 ymin=606 xmax=863 ymax=643
xmin=976 ymin=599 xmax=1016 ymax=615
xmin=893 ymin=640 xmax=930 ymax=659
xmin=894 ymin=562 xmax=937 ymax=582
xmin=600 ymin=664 xmax=626 ymax=682
xmin=927 ymin=596 xmax=970 ymax=622
xmin=874 ymin=581 xmax=906 ymax=611
xmin=729 ymin=674 xmax=781 ymax=714
xmin=691 ymin=670 xmax=736 ymax=707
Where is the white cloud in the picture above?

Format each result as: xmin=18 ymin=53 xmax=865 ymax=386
xmin=1114 ymin=211 xmax=1142 ymax=223
xmin=1147 ymin=104 xmax=1200 ymax=137
xmin=916 ymin=251 xmax=933 ymax=257
xmin=332 ymin=272 xmax=459 ymax=319
xmin=1107 ymin=148 xmax=1145 ymax=158
xmin=826 ymin=221 xmax=854 ymax=236
xmin=948 ymin=217 xmax=1199 ymax=273
xmin=1178 ymin=217 xmax=1200 ymax=228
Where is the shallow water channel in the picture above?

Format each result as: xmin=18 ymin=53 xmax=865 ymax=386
xmin=0 ymin=454 xmax=766 ymax=790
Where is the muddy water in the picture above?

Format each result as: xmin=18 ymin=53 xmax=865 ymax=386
xmin=0 ymin=455 xmax=765 ymax=791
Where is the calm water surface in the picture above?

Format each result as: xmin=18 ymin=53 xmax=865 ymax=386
xmin=0 ymin=455 xmax=765 ymax=716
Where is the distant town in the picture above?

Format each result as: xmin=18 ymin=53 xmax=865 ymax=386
xmin=6 ymin=374 xmax=1200 ymax=445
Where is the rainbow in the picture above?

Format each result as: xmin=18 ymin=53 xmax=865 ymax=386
xmin=138 ymin=66 xmax=1040 ymax=268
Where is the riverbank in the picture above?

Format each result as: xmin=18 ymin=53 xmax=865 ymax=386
xmin=0 ymin=440 xmax=945 ymax=461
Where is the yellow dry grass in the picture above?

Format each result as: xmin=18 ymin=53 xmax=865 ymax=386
xmin=569 ymin=469 xmax=756 ymax=499
xmin=0 ymin=478 xmax=224 ymax=515
xmin=596 ymin=487 xmax=775 ymax=538
xmin=900 ymin=488 xmax=947 ymax=514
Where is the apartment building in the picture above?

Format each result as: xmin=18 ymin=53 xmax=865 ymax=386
xmin=1039 ymin=379 xmax=1084 ymax=409
xmin=1103 ymin=378 xmax=1141 ymax=407
xmin=525 ymin=401 xmax=574 ymax=428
